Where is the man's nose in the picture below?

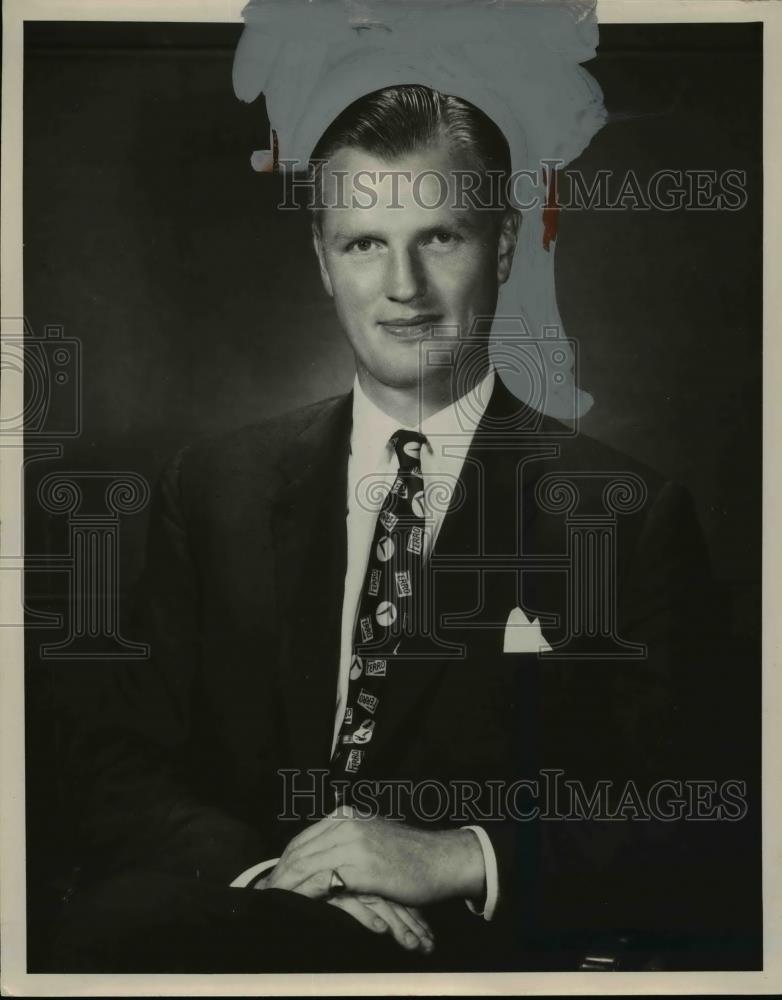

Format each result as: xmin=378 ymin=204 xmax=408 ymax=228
xmin=384 ymin=248 xmax=426 ymax=302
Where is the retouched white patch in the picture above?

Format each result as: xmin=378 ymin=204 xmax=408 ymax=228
xmin=503 ymin=606 xmax=553 ymax=654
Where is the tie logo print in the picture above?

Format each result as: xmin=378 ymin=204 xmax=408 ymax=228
xmin=366 ymin=658 xmax=387 ymax=677
xmin=376 ymin=537 xmax=394 ymax=562
xmin=411 ymin=491 xmax=426 ymax=519
xmin=375 ymin=600 xmax=397 ymax=627
xmin=352 ymin=719 xmax=375 ymax=744
xmin=331 ymin=429 xmax=428 ymax=783
xmin=357 ymin=689 xmax=379 ymax=714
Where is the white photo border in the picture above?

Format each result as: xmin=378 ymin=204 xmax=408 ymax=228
xmin=1 ymin=0 xmax=779 ymax=994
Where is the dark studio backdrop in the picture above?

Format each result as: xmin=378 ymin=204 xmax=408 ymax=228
xmin=22 ymin=20 xmax=762 ymax=969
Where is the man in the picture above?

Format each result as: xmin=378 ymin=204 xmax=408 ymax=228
xmin=56 ymin=84 xmax=720 ymax=973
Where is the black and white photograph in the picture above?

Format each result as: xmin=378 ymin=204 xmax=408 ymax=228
xmin=1 ymin=0 xmax=778 ymax=993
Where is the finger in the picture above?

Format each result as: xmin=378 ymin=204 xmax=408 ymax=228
xmin=282 ymin=806 xmax=354 ymax=855
xmin=327 ymin=895 xmax=387 ymax=935
xmin=270 ymin=842 xmax=368 ymax=894
xmin=355 ymin=896 xmax=432 ymax=941
xmin=277 ymin=820 xmax=332 ymax=865
xmin=277 ymin=815 xmax=353 ymax=873
xmin=363 ymin=897 xmax=429 ymax=953
xmin=271 ymin=844 xmax=360 ymax=894
xmin=285 ymin=816 xmax=356 ymax=866
xmin=408 ymin=906 xmax=434 ymax=936
xmin=283 ymin=821 xmax=357 ymax=872
xmin=283 ymin=867 xmax=333 ymax=899
xmin=389 ymin=902 xmax=435 ymax=945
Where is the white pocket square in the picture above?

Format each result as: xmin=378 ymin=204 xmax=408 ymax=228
xmin=503 ymin=606 xmax=553 ymax=654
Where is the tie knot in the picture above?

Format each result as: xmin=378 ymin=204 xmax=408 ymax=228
xmin=390 ymin=429 xmax=427 ymax=472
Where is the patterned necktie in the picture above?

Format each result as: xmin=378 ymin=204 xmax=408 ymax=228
xmin=330 ymin=428 xmax=428 ymax=787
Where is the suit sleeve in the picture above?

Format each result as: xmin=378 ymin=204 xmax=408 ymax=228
xmin=70 ymin=448 xmax=273 ymax=887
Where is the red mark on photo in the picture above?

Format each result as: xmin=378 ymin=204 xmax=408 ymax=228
xmin=542 ymin=166 xmax=559 ymax=251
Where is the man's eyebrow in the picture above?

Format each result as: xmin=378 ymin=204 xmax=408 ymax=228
xmin=422 ymin=217 xmax=480 ymax=235
xmin=329 ymin=230 xmax=384 ymax=242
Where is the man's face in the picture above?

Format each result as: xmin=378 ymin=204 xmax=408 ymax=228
xmin=312 ymin=140 xmax=517 ymax=396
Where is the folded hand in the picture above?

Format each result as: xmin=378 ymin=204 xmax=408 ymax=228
xmin=263 ymin=807 xmax=484 ymax=907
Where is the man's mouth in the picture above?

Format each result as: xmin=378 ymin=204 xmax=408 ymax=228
xmin=377 ymin=314 xmax=443 ymax=338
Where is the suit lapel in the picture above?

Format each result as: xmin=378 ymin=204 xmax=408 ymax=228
xmin=368 ymin=377 xmax=557 ymax=768
xmin=272 ymin=392 xmax=353 ymax=769
xmin=435 ymin=379 xmax=560 ymax=636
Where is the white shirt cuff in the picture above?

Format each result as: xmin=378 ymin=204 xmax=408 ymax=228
xmin=461 ymin=825 xmax=499 ymax=921
xmin=229 ymin=856 xmax=280 ymax=888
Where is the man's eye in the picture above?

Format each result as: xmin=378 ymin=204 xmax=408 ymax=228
xmin=427 ymin=231 xmax=459 ymax=247
xmin=346 ymin=238 xmax=377 ymax=253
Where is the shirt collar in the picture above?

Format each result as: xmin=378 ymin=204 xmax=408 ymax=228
xmin=350 ymin=367 xmax=496 ymax=473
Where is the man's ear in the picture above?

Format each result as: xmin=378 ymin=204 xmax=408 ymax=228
xmin=496 ymin=209 xmax=520 ymax=286
xmin=312 ymin=222 xmax=334 ymax=298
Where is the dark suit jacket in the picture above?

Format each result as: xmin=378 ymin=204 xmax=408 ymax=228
xmin=69 ymin=375 xmax=732 ymax=968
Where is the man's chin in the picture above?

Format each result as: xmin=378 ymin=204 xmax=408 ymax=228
xmin=364 ymin=362 xmax=455 ymax=397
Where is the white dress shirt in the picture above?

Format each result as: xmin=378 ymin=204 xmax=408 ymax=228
xmin=233 ymin=368 xmax=500 ymax=921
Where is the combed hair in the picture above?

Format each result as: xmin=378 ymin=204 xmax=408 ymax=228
xmin=309 ymin=84 xmax=512 ymax=224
